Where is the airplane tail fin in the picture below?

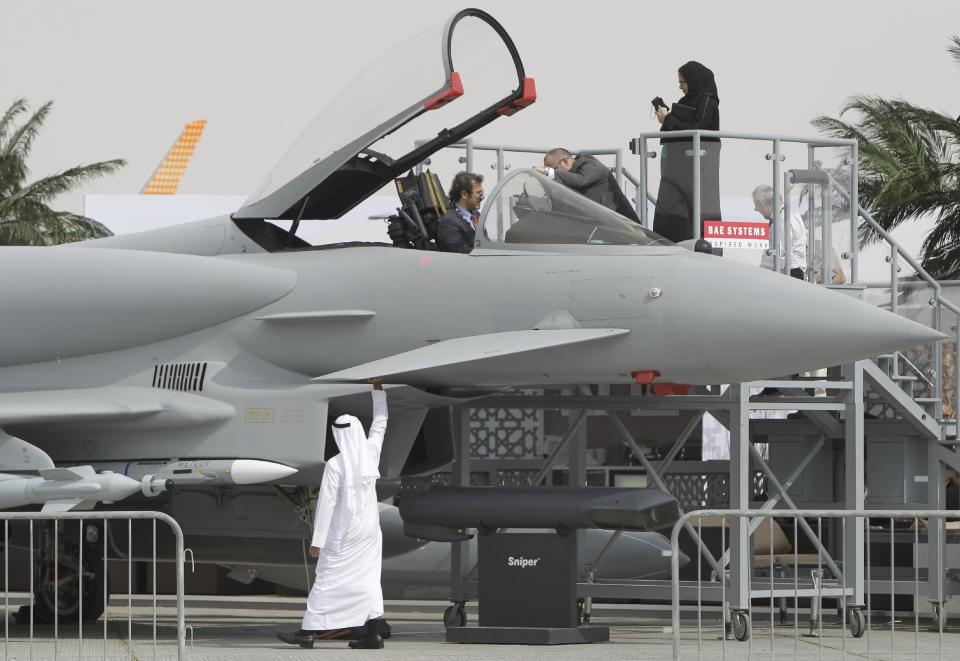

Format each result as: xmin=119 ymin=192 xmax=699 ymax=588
xmin=141 ymin=119 xmax=207 ymax=195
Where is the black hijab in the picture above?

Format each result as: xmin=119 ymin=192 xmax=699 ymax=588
xmin=678 ymin=61 xmax=719 ymax=105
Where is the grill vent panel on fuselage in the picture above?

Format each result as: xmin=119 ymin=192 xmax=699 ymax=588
xmin=152 ymin=362 xmax=208 ymax=392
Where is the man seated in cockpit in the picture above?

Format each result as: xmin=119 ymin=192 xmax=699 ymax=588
xmin=437 ymin=172 xmax=484 ymax=253
xmin=535 ymin=148 xmax=640 ymax=222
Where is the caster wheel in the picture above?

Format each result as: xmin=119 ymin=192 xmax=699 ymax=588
xmin=732 ymin=610 xmax=751 ymax=641
xmin=931 ymin=603 xmax=946 ymax=632
xmin=848 ymin=608 xmax=865 ymax=638
xmin=577 ymin=599 xmax=592 ymax=625
xmin=443 ymin=603 xmax=466 ymax=628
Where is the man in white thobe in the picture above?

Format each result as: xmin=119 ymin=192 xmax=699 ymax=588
xmin=278 ymin=379 xmax=388 ymax=649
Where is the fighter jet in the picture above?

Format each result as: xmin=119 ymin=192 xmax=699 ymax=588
xmin=0 ymin=7 xmax=942 ymax=619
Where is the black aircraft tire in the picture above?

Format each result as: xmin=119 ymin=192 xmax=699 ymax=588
xmin=33 ymin=545 xmax=109 ymax=623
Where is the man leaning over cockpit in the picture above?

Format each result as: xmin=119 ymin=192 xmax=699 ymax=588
xmin=535 ymin=148 xmax=640 ymax=222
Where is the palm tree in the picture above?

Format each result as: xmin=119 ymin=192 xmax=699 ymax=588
xmin=0 ymin=98 xmax=124 ymax=245
xmin=813 ymin=36 xmax=960 ymax=279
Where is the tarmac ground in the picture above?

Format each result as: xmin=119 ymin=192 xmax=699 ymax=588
xmin=0 ymin=596 xmax=957 ymax=660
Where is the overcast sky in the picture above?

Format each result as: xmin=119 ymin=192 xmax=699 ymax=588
xmin=4 ymin=0 xmax=960 ymax=220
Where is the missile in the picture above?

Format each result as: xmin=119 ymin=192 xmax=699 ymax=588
xmin=91 ymin=458 xmax=299 ymax=491
xmin=399 ymin=486 xmax=681 ymax=541
xmin=0 ymin=466 xmax=147 ymax=512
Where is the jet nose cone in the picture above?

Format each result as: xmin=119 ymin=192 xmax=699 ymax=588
xmin=660 ymin=255 xmax=945 ymax=384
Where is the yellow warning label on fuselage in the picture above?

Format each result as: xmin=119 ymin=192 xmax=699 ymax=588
xmin=245 ymin=408 xmax=276 ymax=423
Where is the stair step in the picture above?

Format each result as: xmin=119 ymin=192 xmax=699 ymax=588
xmin=914 ymin=397 xmax=940 ymax=403
xmin=892 ymin=375 xmax=918 ymax=381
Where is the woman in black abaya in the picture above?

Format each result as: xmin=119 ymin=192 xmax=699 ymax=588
xmin=652 ymin=61 xmax=722 ymax=243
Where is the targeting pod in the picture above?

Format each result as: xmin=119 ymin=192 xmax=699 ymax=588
xmin=399 ymin=486 xmax=680 ymax=542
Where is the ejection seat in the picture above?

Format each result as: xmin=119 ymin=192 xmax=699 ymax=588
xmin=385 ymin=170 xmax=449 ymax=251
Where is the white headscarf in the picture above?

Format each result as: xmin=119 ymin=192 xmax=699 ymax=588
xmin=331 ymin=414 xmax=381 ymax=519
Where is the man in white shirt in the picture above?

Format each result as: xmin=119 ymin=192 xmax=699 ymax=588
xmin=278 ymin=378 xmax=390 ymax=649
xmin=753 ymin=184 xmax=806 ymax=279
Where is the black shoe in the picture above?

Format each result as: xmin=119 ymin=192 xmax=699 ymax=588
xmin=359 ymin=618 xmax=391 ymax=640
xmin=277 ymin=630 xmax=314 ymax=649
xmin=13 ymin=606 xmax=31 ymax=626
xmin=348 ymin=633 xmax=384 ymax=649
xmin=338 ymin=617 xmax=393 ymax=640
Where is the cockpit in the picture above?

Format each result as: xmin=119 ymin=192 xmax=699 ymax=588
xmin=477 ymin=169 xmax=671 ymax=248
xmin=230 ymin=8 xmax=534 ymax=251
xmin=228 ymin=8 xmax=671 ymax=254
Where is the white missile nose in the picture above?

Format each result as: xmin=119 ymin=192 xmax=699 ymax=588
xmin=661 ymin=255 xmax=947 ymax=384
xmin=228 ymin=459 xmax=299 ymax=485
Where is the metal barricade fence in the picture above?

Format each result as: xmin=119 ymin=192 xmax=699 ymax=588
xmin=1 ymin=511 xmax=187 ymax=660
xmin=670 ymin=509 xmax=959 ymax=661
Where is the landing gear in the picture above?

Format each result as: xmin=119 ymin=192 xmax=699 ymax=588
xmin=17 ymin=522 xmax=108 ymax=624
xmin=443 ymin=601 xmax=467 ymax=628
xmin=847 ymin=607 xmax=865 ymax=638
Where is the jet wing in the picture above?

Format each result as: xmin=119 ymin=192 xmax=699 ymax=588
xmin=312 ymin=328 xmax=630 ymax=388
xmin=0 ymin=386 xmax=234 ymax=428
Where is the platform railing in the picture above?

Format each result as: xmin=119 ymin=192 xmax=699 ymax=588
xmin=630 ymin=129 xmax=859 ymax=281
xmin=632 ymin=129 xmax=957 ymax=427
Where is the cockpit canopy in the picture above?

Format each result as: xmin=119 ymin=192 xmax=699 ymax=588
xmin=234 ymin=9 xmax=534 ymax=224
xmin=479 ymin=169 xmax=672 ymax=247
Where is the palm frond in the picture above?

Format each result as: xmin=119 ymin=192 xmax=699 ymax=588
xmin=812 ymin=114 xmax=870 ymax=146
xmin=0 ymin=98 xmax=28 ymax=146
xmin=0 ymin=98 xmax=125 ymax=245
xmin=0 ymin=211 xmax=113 ymax=246
xmin=948 ymin=35 xmax=960 ymax=70
xmin=900 ymin=104 xmax=960 ymax=145
xmin=0 ymin=101 xmax=52 ymax=165
xmin=912 ymin=198 xmax=960 ymax=280
xmin=1 ymin=159 xmax=126 ymax=210
xmin=817 ymin=85 xmax=960 ymax=268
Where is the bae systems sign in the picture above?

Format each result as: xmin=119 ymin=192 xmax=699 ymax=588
xmin=703 ymin=220 xmax=769 ymax=249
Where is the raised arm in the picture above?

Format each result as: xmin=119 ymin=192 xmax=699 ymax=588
xmin=367 ymin=383 xmax=388 ymax=454
xmin=367 ymin=390 xmax=387 ymax=452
